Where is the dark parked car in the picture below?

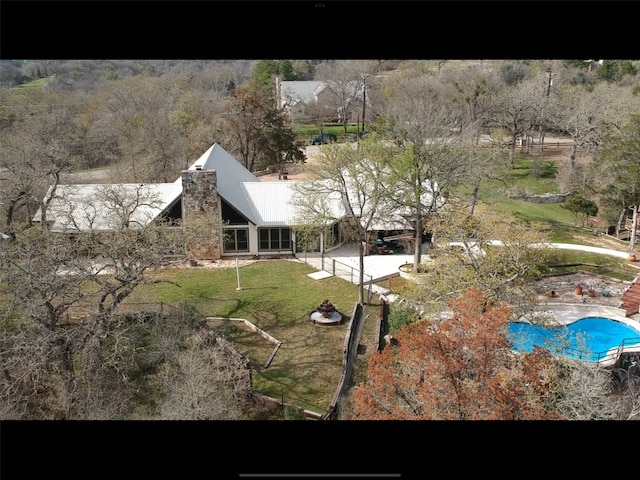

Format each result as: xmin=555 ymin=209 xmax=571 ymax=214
xmin=346 ymin=131 xmax=367 ymax=141
xmin=310 ymin=133 xmax=337 ymax=145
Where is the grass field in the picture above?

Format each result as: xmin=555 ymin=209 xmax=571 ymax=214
xmin=126 ymin=143 xmax=637 ymax=415
xmin=124 ymin=260 xmax=364 ymax=413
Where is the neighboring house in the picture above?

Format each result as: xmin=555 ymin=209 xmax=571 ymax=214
xmin=276 ymin=79 xmax=332 ymax=119
xmin=34 ymin=143 xmax=428 ymax=261
xmin=276 ymin=78 xmax=367 ymax=124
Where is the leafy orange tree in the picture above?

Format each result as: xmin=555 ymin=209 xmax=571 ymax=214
xmin=353 ymin=287 xmax=564 ymax=420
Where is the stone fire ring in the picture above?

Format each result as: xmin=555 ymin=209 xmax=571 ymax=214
xmin=310 ymin=310 xmax=343 ymax=325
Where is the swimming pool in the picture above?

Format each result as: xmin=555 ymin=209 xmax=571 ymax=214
xmin=507 ymin=317 xmax=640 ymax=362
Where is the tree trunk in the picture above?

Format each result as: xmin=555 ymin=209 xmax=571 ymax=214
xmin=508 ymin=139 xmax=517 ymax=168
xmin=630 ymin=205 xmax=638 ymax=252
xmin=539 ymin=124 xmax=546 ymax=152
xmin=569 ymin=142 xmax=577 ymax=169
xmin=413 ymin=217 xmax=422 ymax=272
xmin=470 ymin=184 xmax=479 ymax=216
xmin=616 ymin=206 xmax=626 ymax=239
xmin=4 ymin=191 xmax=26 ymax=227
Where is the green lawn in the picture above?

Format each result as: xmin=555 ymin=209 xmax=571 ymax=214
xmin=127 ymin=147 xmax=637 ymax=413
xmin=542 ymin=250 xmax=637 ymax=281
xmin=295 ymin=123 xmax=363 ymax=142
xmin=125 ymin=260 xmax=363 ymax=412
xmin=458 ymin=156 xmax=617 ymax=244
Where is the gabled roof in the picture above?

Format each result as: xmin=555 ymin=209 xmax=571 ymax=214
xmin=187 ymin=143 xmax=260 ymax=224
xmin=242 ymin=181 xmax=297 ymax=227
xmin=35 ymin=143 xmax=260 ymax=232
xmin=34 ymin=142 xmax=433 ymax=234
xmin=35 ymin=183 xmax=182 ymax=232
xmin=241 ymin=181 xmax=346 ymax=227
xmin=279 ymin=81 xmax=327 ymax=106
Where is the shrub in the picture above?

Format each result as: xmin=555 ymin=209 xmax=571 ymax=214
xmin=388 ymin=305 xmax=420 ymax=334
xmin=530 ymin=159 xmax=557 ymax=178
xmin=561 ymin=196 xmax=598 ymax=226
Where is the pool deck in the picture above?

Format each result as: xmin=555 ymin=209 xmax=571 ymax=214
xmin=541 ymin=303 xmax=639 ymax=326
xmin=535 ymin=303 xmax=640 ymax=367
xmin=301 ymin=243 xmax=640 ymax=366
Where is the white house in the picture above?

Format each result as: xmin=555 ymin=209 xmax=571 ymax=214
xmin=276 ymin=78 xmax=368 ymax=124
xmin=35 ymin=143 xmax=432 ymax=260
xmin=35 ymin=143 xmax=350 ymax=259
xmin=276 ymin=79 xmax=330 ymax=118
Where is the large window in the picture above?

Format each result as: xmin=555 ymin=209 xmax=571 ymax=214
xmin=259 ymin=228 xmax=291 ymax=251
xmin=224 ymin=228 xmax=249 ymax=252
xmin=221 ymin=199 xmax=247 ymax=225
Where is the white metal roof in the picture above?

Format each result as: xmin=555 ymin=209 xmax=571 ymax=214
xmin=35 ymin=183 xmax=182 ymax=232
xmin=242 ymin=181 xmax=297 ymax=226
xmin=187 ymin=143 xmax=260 ymax=224
xmin=35 ymin=143 xmax=264 ymax=232
xmin=35 ymin=142 xmax=434 ymax=234
xmin=242 ymin=180 xmax=348 ymax=228
xmin=279 ymin=81 xmax=327 ymax=106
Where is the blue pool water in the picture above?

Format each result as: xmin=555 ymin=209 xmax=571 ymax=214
xmin=507 ymin=317 xmax=640 ymax=362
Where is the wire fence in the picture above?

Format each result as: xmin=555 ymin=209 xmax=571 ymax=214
xmin=299 ymin=252 xmax=374 ymax=303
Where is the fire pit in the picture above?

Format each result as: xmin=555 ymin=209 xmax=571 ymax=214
xmin=310 ymin=299 xmax=342 ymax=325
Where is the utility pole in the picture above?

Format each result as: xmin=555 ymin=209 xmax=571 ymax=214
xmin=540 ymin=66 xmax=556 ymax=151
xmin=546 ymin=67 xmax=554 ymax=97
xmin=361 ymin=73 xmax=368 ymax=134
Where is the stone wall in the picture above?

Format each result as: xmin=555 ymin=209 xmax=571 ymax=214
xmin=508 ymin=192 xmax=572 ymax=204
xmin=181 ymin=169 xmax=222 ymax=260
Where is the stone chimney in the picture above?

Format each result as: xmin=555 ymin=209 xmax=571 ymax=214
xmin=181 ymin=169 xmax=222 ymax=260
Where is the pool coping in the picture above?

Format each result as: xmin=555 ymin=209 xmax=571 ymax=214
xmin=540 ymin=303 xmax=640 ymax=328
xmin=520 ymin=303 xmax=640 ymax=367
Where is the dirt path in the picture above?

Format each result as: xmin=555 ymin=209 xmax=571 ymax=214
xmin=258 ymin=144 xmax=336 ymax=182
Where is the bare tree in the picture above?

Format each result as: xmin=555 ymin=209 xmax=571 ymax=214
xmin=84 ymin=76 xmax=195 ymax=182
xmin=314 ymin=60 xmax=378 ymax=133
xmin=378 ymin=73 xmax=470 ymax=271
xmin=2 ymin=184 xmax=182 ymax=330
xmin=0 ymin=227 xmax=91 ymax=330
xmin=551 ymin=82 xmax=639 ymax=168
xmin=589 ymin=115 xmax=640 ymax=250
xmin=159 ymin=335 xmax=250 ymax=420
xmin=553 ymin=359 xmax=626 ymax=420
xmin=0 ymin=324 xmax=72 ymax=419
xmin=293 ymin=136 xmax=393 ymax=304
xmin=464 ymin=144 xmax=509 ymax=215
xmin=0 ymin=90 xmax=79 ymax=228
xmin=486 ymin=81 xmax=537 ymax=167
xmin=440 ymin=65 xmax=501 ymax=145
xmin=303 ymin=100 xmax=337 ymax=136
xmin=405 ymin=208 xmax=553 ymax=318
